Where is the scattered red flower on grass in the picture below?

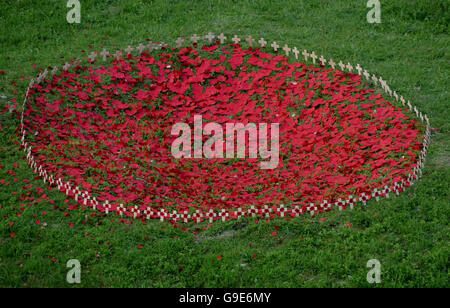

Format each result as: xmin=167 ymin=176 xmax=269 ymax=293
xmin=217 ymin=255 xmax=223 ymax=260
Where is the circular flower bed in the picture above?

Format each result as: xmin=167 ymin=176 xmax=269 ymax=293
xmin=21 ymin=35 xmax=430 ymax=223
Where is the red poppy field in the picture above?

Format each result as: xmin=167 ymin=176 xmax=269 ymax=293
xmin=22 ymin=41 xmax=427 ymax=223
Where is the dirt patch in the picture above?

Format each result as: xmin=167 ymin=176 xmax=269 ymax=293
xmin=195 ymin=229 xmax=238 ymax=243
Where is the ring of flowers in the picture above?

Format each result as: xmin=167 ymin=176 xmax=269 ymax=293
xmin=19 ymin=33 xmax=431 ymax=224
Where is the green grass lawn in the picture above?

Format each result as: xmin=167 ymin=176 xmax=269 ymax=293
xmin=0 ymin=0 xmax=449 ymax=287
